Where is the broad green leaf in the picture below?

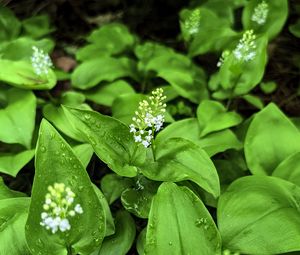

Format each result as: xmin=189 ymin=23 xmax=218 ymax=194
xmin=0 ymin=149 xmax=34 ymax=176
xmin=71 ymin=57 xmax=138 ymax=89
xmin=91 ymin=210 xmax=136 ymax=255
xmin=0 ymin=6 xmax=21 ymax=41
xmin=0 ymin=59 xmax=56 ymax=90
xmin=0 ymin=197 xmax=31 ymax=255
xmin=22 ymin=15 xmax=54 ymax=39
xmin=197 ymin=100 xmax=242 ymax=137
xmin=86 ymin=23 xmax=135 ymax=54
xmin=112 ymin=93 xmax=146 ymax=125
xmin=145 ymin=182 xmax=221 ymax=255
xmin=64 ymin=107 xmax=145 ymax=177
xmin=0 ymin=88 xmax=36 ymax=148
xmin=121 ymin=177 xmax=159 ymax=218
xmin=84 ymin=80 xmax=135 ymax=107
xmin=61 ymin=91 xmax=86 ymax=106
xmin=272 ymin=152 xmax=300 ymax=186
xmin=73 ymin=144 xmax=94 ymax=169
xmin=136 ymin=228 xmax=146 ymax=255
xmin=1 ymin=37 xmax=54 ymax=60
xmin=181 ymin=7 xmax=237 ymax=56
xmin=0 ymin=177 xmax=26 ymax=199
xmin=142 ymin=138 xmax=220 ymax=198
xmin=43 ymin=104 xmax=87 ymax=142
xmin=26 ymin=120 xmax=106 ymax=255
xmin=242 ymin=0 xmax=288 ymax=40
xmin=245 ymin=103 xmax=300 ymax=175
xmin=100 ymin=174 xmax=134 ymax=204
xmin=219 ymin=34 xmax=268 ymax=96
xmin=218 ymin=176 xmax=300 ymax=254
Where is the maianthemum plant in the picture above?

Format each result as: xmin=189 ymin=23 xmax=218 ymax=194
xmin=0 ymin=0 xmax=300 ymax=254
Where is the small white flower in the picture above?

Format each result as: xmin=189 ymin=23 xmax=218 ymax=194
xmin=184 ymin=8 xmax=201 ymax=35
xmin=59 ymin=219 xmax=71 ymax=232
xmin=74 ymin=204 xmax=83 ymax=214
xmin=233 ymin=30 xmax=257 ymax=63
xmin=31 ymin=46 xmax=53 ymax=76
xmin=251 ymin=1 xmax=269 ymax=25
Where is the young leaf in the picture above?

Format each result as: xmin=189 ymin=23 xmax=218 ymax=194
xmin=0 ymin=197 xmax=31 ymax=255
xmin=0 ymin=88 xmax=36 ymax=149
xmin=0 ymin=6 xmax=21 ymax=41
xmin=145 ymin=182 xmax=221 ymax=255
xmin=71 ymin=57 xmax=138 ymax=89
xmin=142 ymin=137 xmax=220 ymax=198
xmin=0 ymin=149 xmax=34 ymax=176
xmin=63 ymin=107 xmax=145 ymax=177
xmin=197 ymin=100 xmax=242 ymax=137
xmin=218 ymin=176 xmax=300 ymax=254
xmin=101 ymin=174 xmax=134 ymax=204
xmin=91 ymin=210 xmax=136 ymax=255
xmin=272 ymin=152 xmax=300 ymax=186
xmin=22 ymin=15 xmax=54 ymax=39
xmin=245 ymin=103 xmax=300 ymax=175
xmin=25 ymin=119 xmax=106 ymax=255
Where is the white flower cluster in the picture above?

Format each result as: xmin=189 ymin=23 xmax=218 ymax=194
xmin=31 ymin=46 xmax=53 ymax=76
xmin=40 ymin=183 xmax=83 ymax=234
xmin=251 ymin=1 xmax=269 ymax=25
xmin=233 ymin=30 xmax=257 ymax=62
xmin=184 ymin=8 xmax=201 ymax=35
xmin=130 ymin=88 xmax=166 ymax=148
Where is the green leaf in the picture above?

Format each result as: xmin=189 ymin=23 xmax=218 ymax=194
xmin=136 ymin=228 xmax=146 ymax=255
xmin=0 ymin=197 xmax=31 ymax=255
xmin=91 ymin=210 xmax=136 ymax=255
xmin=242 ymin=94 xmax=264 ymax=109
xmin=242 ymin=0 xmax=288 ymax=40
xmin=22 ymin=15 xmax=54 ymax=39
xmin=121 ymin=177 xmax=159 ymax=218
xmin=260 ymin=81 xmax=277 ymax=94
xmin=197 ymin=100 xmax=242 ymax=137
xmin=25 ymin=120 xmax=106 ymax=255
xmin=84 ymin=80 xmax=135 ymax=107
xmin=1 ymin=37 xmax=54 ymax=60
xmin=71 ymin=57 xmax=138 ymax=90
xmin=272 ymin=152 xmax=300 ymax=186
xmin=100 ymin=174 xmax=134 ymax=204
xmin=64 ymin=107 xmax=145 ymax=177
xmin=0 ymin=149 xmax=34 ymax=176
xmin=289 ymin=19 xmax=300 ymax=38
xmin=219 ymin=34 xmax=268 ymax=96
xmin=145 ymin=182 xmax=221 ymax=255
xmin=0 ymin=88 xmax=36 ymax=148
xmin=73 ymin=143 xmax=94 ymax=169
xmin=142 ymin=138 xmax=220 ymax=198
xmin=245 ymin=103 xmax=300 ymax=175
xmin=61 ymin=91 xmax=86 ymax=106
xmin=112 ymin=93 xmax=146 ymax=125
xmin=0 ymin=6 xmax=21 ymax=41
xmin=0 ymin=59 xmax=56 ymax=90
xmin=0 ymin=177 xmax=26 ymax=199
xmin=218 ymin=176 xmax=300 ymax=254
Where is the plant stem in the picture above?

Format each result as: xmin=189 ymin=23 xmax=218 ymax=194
xmin=151 ymin=139 xmax=156 ymax=161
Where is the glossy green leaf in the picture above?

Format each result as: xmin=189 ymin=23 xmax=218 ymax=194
xmin=121 ymin=177 xmax=159 ymax=218
xmin=0 ymin=177 xmax=26 ymax=199
xmin=0 ymin=197 xmax=31 ymax=255
xmin=0 ymin=149 xmax=34 ymax=176
xmin=145 ymin=182 xmax=221 ymax=255
xmin=0 ymin=6 xmax=21 ymax=41
xmin=73 ymin=143 xmax=94 ymax=169
xmin=71 ymin=57 xmax=138 ymax=89
xmin=137 ymin=228 xmax=146 ymax=255
xmin=242 ymin=0 xmax=288 ymax=40
xmin=142 ymin=138 xmax=220 ymax=198
xmin=100 ymin=174 xmax=134 ymax=204
xmin=22 ymin=15 xmax=54 ymax=39
xmin=197 ymin=100 xmax=242 ymax=137
xmin=91 ymin=210 xmax=136 ymax=255
xmin=242 ymin=94 xmax=264 ymax=109
xmin=26 ymin=120 xmax=106 ymax=255
xmin=218 ymin=176 xmax=300 ymax=254
xmin=84 ymin=80 xmax=135 ymax=107
xmin=0 ymin=59 xmax=56 ymax=90
xmin=272 ymin=152 xmax=300 ymax=186
xmin=64 ymin=107 xmax=145 ymax=177
xmin=0 ymin=88 xmax=36 ymax=148
xmin=245 ymin=103 xmax=300 ymax=175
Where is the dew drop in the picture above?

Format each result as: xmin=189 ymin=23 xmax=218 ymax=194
xmin=168 ymin=241 xmax=173 ymax=246
xmin=40 ymin=146 xmax=46 ymax=153
xmin=78 ymin=186 xmax=84 ymax=191
xmin=84 ymin=114 xmax=91 ymax=120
